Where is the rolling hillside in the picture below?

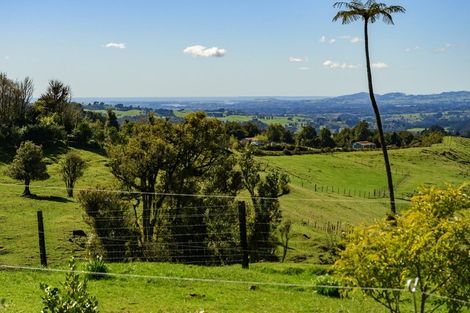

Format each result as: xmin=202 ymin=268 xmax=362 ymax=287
xmin=0 ymin=137 xmax=469 ymax=311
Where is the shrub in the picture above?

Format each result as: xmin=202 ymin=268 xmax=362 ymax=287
xmin=85 ymin=256 xmax=108 ymax=280
xmin=78 ymin=187 xmax=140 ymax=261
xmin=312 ymin=274 xmax=341 ymax=298
xmin=40 ymin=258 xmax=98 ymax=313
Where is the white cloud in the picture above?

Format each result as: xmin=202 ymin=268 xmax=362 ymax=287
xmin=405 ymin=46 xmax=420 ymax=52
xmin=322 ymin=35 xmax=362 ymax=44
xmin=435 ymin=43 xmax=455 ymax=53
xmin=103 ymin=42 xmax=126 ymax=49
xmin=289 ymin=56 xmax=308 ymax=63
xmin=371 ymin=62 xmax=389 ymax=69
xmin=3 ymin=56 xmax=10 ymax=60
xmin=323 ymin=59 xmax=360 ymax=69
xmin=183 ymin=45 xmax=226 ymax=57
xmin=298 ymin=67 xmax=310 ymax=71
xmin=349 ymin=37 xmax=362 ymax=43
xmin=339 ymin=35 xmax=362 ymax=43
xmin=320 ymin=35 xmax=336 ymax=44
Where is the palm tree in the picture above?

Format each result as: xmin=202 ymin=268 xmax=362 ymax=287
xmin=333 ymin=1 xmax=405 ymax=216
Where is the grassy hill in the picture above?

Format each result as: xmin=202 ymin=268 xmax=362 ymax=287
xmin=0 ymin=136 xmax=469 ymax=311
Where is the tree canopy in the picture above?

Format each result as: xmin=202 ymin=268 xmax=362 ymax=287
xmin=6 ymin=141 xmax=49 ymax=196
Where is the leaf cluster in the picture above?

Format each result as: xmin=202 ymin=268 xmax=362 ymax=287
xmin=334 ymin=185 xmax=470 ymax=313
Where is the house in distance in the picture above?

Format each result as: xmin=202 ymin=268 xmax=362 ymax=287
xmin=352 ymin=141 xmax=376 ymax=149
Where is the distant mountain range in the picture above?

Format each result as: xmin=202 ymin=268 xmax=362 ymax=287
xmin=75 ymin=91 xmax=470 ymax=115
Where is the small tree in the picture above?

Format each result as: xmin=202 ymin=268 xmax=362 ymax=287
xmin=6 ymin=141 xmax=49 ymax=196
xmin=40 ymin=258 xmax=98 ymax=313
xmin=238 ymin=147 xmax=290 ymax=261
xmin=78 ymin=187 xmax=140 ymax=261
xmin=60 ymin=152 xmax=87 ymax=197
xmin=335 ymin=185 xmax=470 ymax=313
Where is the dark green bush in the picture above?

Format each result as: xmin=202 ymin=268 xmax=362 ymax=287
xmin=20 ymin=124 xmax=65 ymax=147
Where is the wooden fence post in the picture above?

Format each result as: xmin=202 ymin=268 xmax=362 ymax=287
xmin=238 ymin=201 xmax=249 ymax=269
xmin=37 ymin=210 xmax=47 ymax=267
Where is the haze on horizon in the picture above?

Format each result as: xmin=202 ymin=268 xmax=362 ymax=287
xmin=1 ymin=0 xmax=469 ymax=98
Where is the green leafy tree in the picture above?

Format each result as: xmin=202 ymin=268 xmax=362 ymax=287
xmin=60 ymin=152 xmax=88 ymax=197
xmin=333 ymin=1 xmax=405 ymax=215
xmin=110 ymin=113 xmax=241 ymax=263
xmin=335 ymin=185 xmax=470 ymax=313
xmin=265 ymin=124 xmax=293 ymax=143
xmin=243 ymin=121 xmax=261 ymax=137
xmin=239 ymin=147 xmax=290 ymax=261
xmin=225 ymin=121 xmax=248 ymax=140
xmin=397 ymin=130 xmax=414 ymax=146
xmin=0 ymin=73 xmax=33 ymax=128
xmin=6 ymin=141 xmax=49 ymax=196
xmin=296 ymin=125 xmax=318 ymax=147
xmin=0 ymin=73 xmax=33 ymax=148
xmin=319 ymin=127 xmax=336 ymax=148
xmin=105 ymin=109 xmax=119 ymax=130
xmin=334 ymin=127 xmax=353 ymax=148
xmin=35 ymin=80 xmax=83 ymax=133
xmin=78 ymin=188 xmax=140 ymax=261
xmin=40 ymin=258 xmax=98 ymax=313
xmin=109 ymin=122 xmax=170 ymax=242
xmin=352 ymin=120 xmax=371 ymax=142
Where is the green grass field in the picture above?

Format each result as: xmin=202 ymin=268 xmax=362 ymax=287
xmin=85 ymin=109 xmax=144 ymax=118
xmin=0 ymin=137 xmax=469 ymax=311
xmin=1 ymin=262 xmax=393 ymax=313
xmin=173 ymin=110 xmax=308 ymax=126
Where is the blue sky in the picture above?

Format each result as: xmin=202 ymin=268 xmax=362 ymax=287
xmin=0 ymin=0 xmax=469 ymax=97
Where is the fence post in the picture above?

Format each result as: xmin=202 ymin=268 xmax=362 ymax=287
xmin=238 ymin=201 xmax=249 ymax=269
xmin=37 ymin=210 xmax=47 ymax=267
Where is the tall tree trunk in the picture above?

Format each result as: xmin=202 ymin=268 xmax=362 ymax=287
xmin=66 ymin=180 xmax=74 ymax=197
xmin=364 ymin=20 xmax=396 ymax=215
xmin=23 ymin=177 xmax=31 ymax=197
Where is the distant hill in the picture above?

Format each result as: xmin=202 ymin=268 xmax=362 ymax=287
xmin=77 ymin=91 xmax=470 ymax=134
xmin=76 ymin=91 xmax=470 ymax=114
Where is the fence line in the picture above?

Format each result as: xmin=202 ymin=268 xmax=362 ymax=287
xmin=3 ymin=263 xmax=469 ymax=306
xmin=0 ymin=183 xmax=412 ymax=203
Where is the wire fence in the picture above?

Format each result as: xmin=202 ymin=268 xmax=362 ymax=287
xmin=1 ymin=264 xmax=469 ymax=308
xmin=0 ymin=185 xmax=468 ymax=311
xmin=0 ymin=182 xmax=413 ymax=203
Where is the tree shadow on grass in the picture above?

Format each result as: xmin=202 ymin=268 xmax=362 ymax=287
xmin=28 ymin=194 xmax=73 ymax=203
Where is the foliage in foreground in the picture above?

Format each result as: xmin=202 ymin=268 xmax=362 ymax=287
xmin=40 ymin=258 xmax=98 ymax=313
xmin=335 ymin=184 xmax=470 ymax=313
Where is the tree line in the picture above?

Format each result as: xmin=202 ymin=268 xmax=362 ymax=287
xmin=1 ymin=74 xmax=290 ymax=264
xmin=227 ymin=119 xmax=447 ymax=152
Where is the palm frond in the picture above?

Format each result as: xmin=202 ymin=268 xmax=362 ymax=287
xmin=381 ymin=12 xmax=394 ymax=25
xmin=385 ymin=5 xmax=406 ymax=14
xmin=333 ymin=11 xmax=363 ymax=24
xmin=333 ymin=1 xmax=405 ymax=25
